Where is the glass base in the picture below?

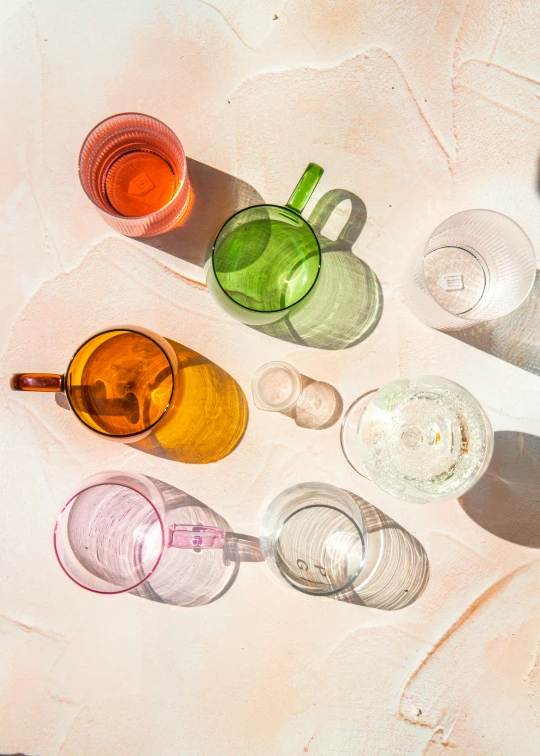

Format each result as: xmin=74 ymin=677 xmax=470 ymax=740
xmin=423 ymin=246 xmax=487 ymax=316
xmin=252 ymin=362 xmax=302 ymax=412
xmin=340 ymin=390 xmax=378 ymax=478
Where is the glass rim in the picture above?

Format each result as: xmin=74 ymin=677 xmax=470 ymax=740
xmin=273 ymin=502 xmax=366 ymax=596
xmin=211 ymin=203 xmax=322 ymax=314
xmin=340 ymin=389 xmax=379 ymax=478
xmin=423 ymin=208 xmax=536 ymax=319
xmin=53 ymin=481 xmax=166 ymax=595
xmin=78 ymin=111 xmax=189 ymax=221
xmin=428 ymin=207 xmax=533 ymax=230
xmin=64 ymin=327 xmax=175 ymax=439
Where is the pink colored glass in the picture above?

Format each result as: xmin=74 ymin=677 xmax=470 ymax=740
xmin=78 ymin=113 xmax=192 ymax=237
xmin=54 ymin=471 xmax=225 ymax=594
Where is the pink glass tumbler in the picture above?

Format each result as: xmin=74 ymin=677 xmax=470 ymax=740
xmin=54 ymin=471 xmax=225 ymax=594
xmin=78 ymin=112 xmax=192 ymax=237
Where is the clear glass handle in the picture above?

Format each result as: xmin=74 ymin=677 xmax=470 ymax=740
xmin=169 ymin=524 xmax=226 ymax=549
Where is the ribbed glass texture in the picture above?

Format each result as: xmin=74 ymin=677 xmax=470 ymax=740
xmin=79 ymin=113 xmax=191 ymax=237
xmin=403 ymin=210 xmax=536 ymax=330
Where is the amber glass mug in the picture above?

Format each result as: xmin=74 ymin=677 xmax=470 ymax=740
xmin=11 ymin=326 xmax=176 ymax=442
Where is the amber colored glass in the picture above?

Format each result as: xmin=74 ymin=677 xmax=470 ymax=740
xmin=78 ymin=113 xmax=192 ymax=237
xmin=130 ymin=340 xmax=248 ymax=464
xmin=11 ymin=374 xmax=63 ymax=392
xmin=66 ymin=330 xmax=174 ymax=437
xmin=11 ymin=331 xmax=248 ymax=460
xmin=12 ymin=327 xmax=176 ymax=441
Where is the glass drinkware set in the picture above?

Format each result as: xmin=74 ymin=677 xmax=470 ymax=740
xmin=12 ymin=112 xmax=536 ymax=598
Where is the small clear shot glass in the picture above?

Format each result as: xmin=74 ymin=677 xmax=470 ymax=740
xmin=251 ymin=361 xmax=302 ymax=412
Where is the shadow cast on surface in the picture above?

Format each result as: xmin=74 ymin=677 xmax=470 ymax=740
xmin=460 ymin=431 xmax=540 ymax=548
xmin=139 ymin=157 xmax=264 ymax=267
xmin=252 ymin=189 xmax=383 ymax=350
xmin=281 ymin=373 xmax=343 ymax=429
xmin=446 ymin=270 xmax=540 ymax=376
xmin=54 ymin=339 xmax=248 ymax=463
xmin=139 ymin=165 xmax=383 ymax=351
xmin=335 ymin=493 xmax=430 ymax=610
xmin=130 ymin=339 xmax=248 ymax=463
xmin=131 ymin=478 xmax=262 ymax=607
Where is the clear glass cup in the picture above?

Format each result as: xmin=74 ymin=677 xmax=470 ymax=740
xmin=11 ymin=326 xmax=177 ymax=442
xmin=252 ymin=361 xmax=302 ymax=412
xmin=205 ymin=164 xmax=323 ymax=325
xmin=403 ymin=210 xmax=536 ymax=330
xmin=341 ymin=376 xmax=494 ymax=503
xmin=54 ymin=471 xmax=226 ymax=594
xmin=79 ymin=112 xmax=192 ymax=237
xmin=260 ymin=482 xmax=367 ymax=596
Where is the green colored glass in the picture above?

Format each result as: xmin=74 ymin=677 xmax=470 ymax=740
xmin=207 ymin=164 xmax=323 ymax=325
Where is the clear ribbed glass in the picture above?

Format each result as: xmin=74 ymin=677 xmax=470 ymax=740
xmin=404 ymin=210 xmax=536 ymax=330
xmin=79 ymin=113 xmax=192 ymax=237
xmin=260 ymin=482 xmax=367 ymax=596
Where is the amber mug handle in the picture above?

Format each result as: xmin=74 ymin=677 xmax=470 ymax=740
xmin=11 ymin=373 xmax=64 ymax=392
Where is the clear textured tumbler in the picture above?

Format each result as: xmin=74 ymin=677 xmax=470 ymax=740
xmin=341 ymin=376 xmax=494 ymax=504
xmin=54 ymin=472 xmax=225 ymax=594
xmin=403 ymin=210 xmax=536 ymax=330
xmin=79 ymin=113 xmax=192 ymax=237
xmin=260 ymin=482 xmax=367 ymax=596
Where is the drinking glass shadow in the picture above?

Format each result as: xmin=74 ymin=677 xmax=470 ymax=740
xmin=130 ymin=477 xmax=262 ymax=607
xmin=460 ymin=430 xmax=540 ymax=548
xmin=129 ymin=339 xmax=248 ymax=463
xmin=336 ymin=492 xmax=429 ymax=610
xmin=252 ymin=189 xmax=383 ymax=350
xmin=140 ymin=157 xmax=264 ymax=267
xmin=280 ymin=373 xmax=343 ymax=430
xmin=446 ymin=271 xmax=540 ymax=376
xmin=55 ymin=338 xmax=248 ymax=464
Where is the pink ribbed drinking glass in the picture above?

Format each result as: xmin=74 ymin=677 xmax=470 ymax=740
xmin=54 ymin=471 xmax=225 ymax=594
xmin=78 ymin=113 xmax=192 ymax=237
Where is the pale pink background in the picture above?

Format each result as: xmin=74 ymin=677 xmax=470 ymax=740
xmin=1 ymin=1 xmax=540 ymax=754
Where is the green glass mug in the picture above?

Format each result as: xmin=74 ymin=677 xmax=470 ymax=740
xmin=205 ymin=163 xmax=324 ymax=325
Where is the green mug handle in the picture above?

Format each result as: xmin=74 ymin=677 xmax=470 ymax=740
xmin=286 ymin=163 xmax=324 ymax=214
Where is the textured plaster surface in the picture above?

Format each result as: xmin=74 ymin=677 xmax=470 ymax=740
xmin=1 ymin=1 xmax=540 ymax=754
